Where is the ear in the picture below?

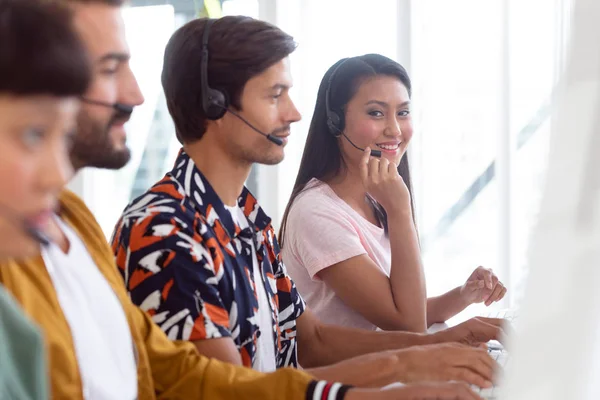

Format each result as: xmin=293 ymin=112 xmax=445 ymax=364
xmin=200 ymin=118 xmax=224 ymax=140
xmin=211 ymin=115 xmax=226 ymax=129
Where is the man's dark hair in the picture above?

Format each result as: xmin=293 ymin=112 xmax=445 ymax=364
xmin=0 ymin=0 xmax=91 ymax=96
xmin=161 ymin=16 xmax=297 ymax=143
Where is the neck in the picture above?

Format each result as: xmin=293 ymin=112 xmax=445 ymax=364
xmin=46 ymin=215 xmax=70 ymax=254
xmin=184 ymin=139 xmax=251 ymax=207
xmin=326 ymin=161 xmax=367 ymax=206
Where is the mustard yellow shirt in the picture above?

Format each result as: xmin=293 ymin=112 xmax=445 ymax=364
xmin=0 ymin=190 xmax=329 ymax=400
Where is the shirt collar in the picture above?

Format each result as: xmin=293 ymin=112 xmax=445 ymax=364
xmin=170 ymin=149 xmax=273 ymax=239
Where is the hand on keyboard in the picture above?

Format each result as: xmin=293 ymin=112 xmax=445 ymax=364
xmin=471 ymin=349 xmax=510 ymax=400
xmin=395 ymin=343 xmax=498 ymax=389
xmin=379 ymin=382 xmax=483 ymax=400
xmin=434 ymin=317 xmax=511 ymax=347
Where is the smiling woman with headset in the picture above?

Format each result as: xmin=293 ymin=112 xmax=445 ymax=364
xmin=279 ymin=54 xmax=507 ymax=334
xmin=0 ymin=0 xmax=91 ymax=398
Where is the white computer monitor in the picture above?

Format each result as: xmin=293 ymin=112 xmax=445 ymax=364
xmin=499 ymin=0 xmax=600 ymax=398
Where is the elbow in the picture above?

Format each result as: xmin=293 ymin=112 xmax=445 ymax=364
xmin=377 ymin=311 xmax=427 ymax=333
xmin=298 ymin=349 xmax=317 ymax=369
xmin=297 ymin=325 xmax=324 ymax=368
xmin=376 ymin=294 xmax=427 ymax=332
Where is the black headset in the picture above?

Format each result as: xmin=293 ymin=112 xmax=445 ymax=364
xmin=324 ymin=58 xmax=381 ymax=157
xmin=197 ymin=19 xmax=284 ymax=146
xmin=80 ymin=98 xmax=134 ymax=114
xmin=200 ymin=19 xmax=228 ymax=120
xmin=325 ymin=58 xmax=349 ymax=137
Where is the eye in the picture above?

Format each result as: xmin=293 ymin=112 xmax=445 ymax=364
xmin=99 ymin=61 xmax=120 ymax=76
xmin=398 ymin=110 xmax=411 ymax=117
xmin=21 ymin=127 xmax=45 ymax=149
xmin=368 ymin=110 xmax=384 ymax=117
xmin=101 ymin=68 xmax=118 ymax=76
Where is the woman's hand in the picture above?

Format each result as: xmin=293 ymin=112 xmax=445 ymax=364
xmin=359 ymin=147 xmax=411 ymax=216
xmin=460 ymin=267 xmax=507 ymax=307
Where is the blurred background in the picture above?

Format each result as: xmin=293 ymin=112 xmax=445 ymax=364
xmin=70 ymin=0 xmax=572 ymax=320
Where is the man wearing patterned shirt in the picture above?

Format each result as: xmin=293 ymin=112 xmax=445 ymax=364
xmin=111 ymin=15 xmax=506 ymax=392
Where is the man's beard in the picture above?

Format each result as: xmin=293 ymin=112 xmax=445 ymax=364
xmin=71 ymin=110 xmax=132 ymax=170
xmin=240 ymin=124 xmax=290 ymax=165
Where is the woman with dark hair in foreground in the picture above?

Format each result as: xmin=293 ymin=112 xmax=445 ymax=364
xmin=0 ymin=0 xmax=91 ymax=397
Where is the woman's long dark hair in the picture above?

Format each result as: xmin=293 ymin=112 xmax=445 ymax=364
xmin=279 ymin=54 xmax=416 ymax=248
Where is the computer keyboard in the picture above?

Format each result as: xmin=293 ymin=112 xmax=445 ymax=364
xmin=481 ymin=308 xmax=518 ymax=353
xmin=475 ymin=309 xmax=516 ymax=399
xmin=473 ymin=348 xmax=510 ymax=399
xmin=483 ymin=308 xmax=519 ymax=322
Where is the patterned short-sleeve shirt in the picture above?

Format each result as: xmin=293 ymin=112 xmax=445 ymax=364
xmin=111 ymin=150 xmax=306 ymax=369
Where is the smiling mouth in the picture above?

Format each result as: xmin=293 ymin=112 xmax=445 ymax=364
xmin=376 ymin=142 xmax=402 ymax=151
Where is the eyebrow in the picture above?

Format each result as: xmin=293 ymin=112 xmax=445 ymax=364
xmin=97 ymin=52 xmax=130 ymax=64
xmin=269 ymin=83 xmax=290 ymax=91
xmin=365 ymin=100 xmax=411 ymax=108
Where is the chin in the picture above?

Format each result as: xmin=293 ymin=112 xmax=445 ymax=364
xmin=94 ymin=148 xmax=131 ymax=170
xmin=0 ymin=237 xmax=38 ymax=261
xmin=248 ymin=144 xmax=283 ymax=165
xmin=259 ymin=157 xmax=284 ymax=166
xmin=258 ymin=152 xmax=285 ymax=166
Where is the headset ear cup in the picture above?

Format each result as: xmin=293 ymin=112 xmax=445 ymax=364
xmin=337 ymin=111 xmax=345 ymax=133
xmin=326 ymin=110 xmax=343 ymax=137
xmin=205 ymin=87 xmax=228 ymax=120
xmin=326 ymin=118 xmax=337 ymax=136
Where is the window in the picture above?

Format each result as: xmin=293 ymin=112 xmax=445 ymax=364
xmin=411 ymin=0 xmax=567 ymax=317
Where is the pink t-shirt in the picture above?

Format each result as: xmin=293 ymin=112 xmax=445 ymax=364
xmin=281 ymin=178 xmax=391 ymax=331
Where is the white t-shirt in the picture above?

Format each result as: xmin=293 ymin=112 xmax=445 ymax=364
xmin=225 ymin=204 xmax=277 ymax=372
xmin=42 ymin=216 xmax=137 ymax=400
xmin=282 ymin=178 xmax=392 ymax=331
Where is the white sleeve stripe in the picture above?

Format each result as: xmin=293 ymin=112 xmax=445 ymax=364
xmin=327 ymin=383 xmax=343 ymax=400
xmin=312 ymin=381 xmax=327 ymax=400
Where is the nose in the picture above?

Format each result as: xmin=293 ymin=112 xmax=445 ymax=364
xmin=118 ymin=65 xmax=144 ymax=108
xmin=286 ymin=97 xmax=302 ymax=124
xmin=384 ymin=116 xmax=402 ymax=138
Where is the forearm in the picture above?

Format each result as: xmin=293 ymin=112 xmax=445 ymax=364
xmin=300 ymin=323 xmax=434 ymax=368
xmin=306 ymin=351 xmax=402 ymax=388
xmin=426 ymin=286 xmax=469 ymax=326
xmin=387 ymin=210 xmax=427 ymax=332
xmin=201 ymin=359 xmax=352 ymax=400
